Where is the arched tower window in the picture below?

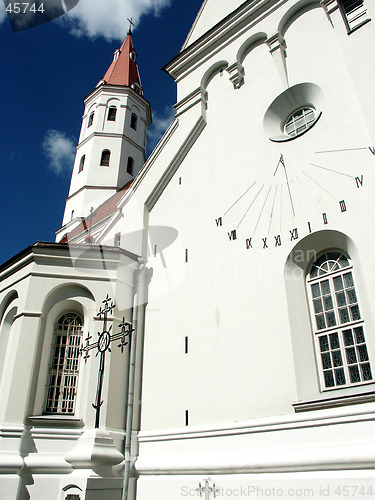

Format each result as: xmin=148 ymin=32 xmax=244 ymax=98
xmin=107 ymin=106 xmax=117 ymax=121
xmin=78 ymin=155 xmax=85 ymax=173
xmin=307 ymin=251 xmax=372 ymax=389
xmin=127 ymin=156 xmax=134 ymax=175
xmin=130 ymin=113 xmax=138 ymax=130
xmin=100 ymin=149 xmax=111 ymax=166
xmin=45 ymin=313 xmax=83 ymax=414
xmin=88 ymin=112 xmax=94 ymax=128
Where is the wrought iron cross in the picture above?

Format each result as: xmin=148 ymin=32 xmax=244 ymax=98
xmin=197 ymin=479 xmax=220 ymax=500
xmin=80 ymin=294 xmax=134 ymax=428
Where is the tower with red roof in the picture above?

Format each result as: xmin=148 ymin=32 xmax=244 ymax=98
xmin=61 ymin=30 xmax=151 ymax=231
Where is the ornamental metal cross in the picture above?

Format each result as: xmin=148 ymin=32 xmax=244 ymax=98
xmin=197 ymin=479 xmax=220 ymax=500
xmin=80 ymin=294 xmax=134 ymax=428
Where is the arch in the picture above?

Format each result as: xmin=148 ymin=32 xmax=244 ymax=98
xmin=32 ymin=284 xmax=96 ymax=416
xmin=278 ymin=0 xmax=322 ymax=37
xmin=0 ymin=290 xmax=18 ymax=324
xmin=200 ymin=60 xmax=229 ymax=90
xmin=100 ymin=149 xmax=111 ymax=166
xmin=237 ymin=32 xmax=267 ymax=65
xmin=0 ymin=292 xmax=18 ymax=386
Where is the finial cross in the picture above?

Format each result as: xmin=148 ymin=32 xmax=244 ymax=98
xmin=80 ymin=294 xmax=134 ymax=428
xmin=127 ymin=17 xmax=135 ymax=34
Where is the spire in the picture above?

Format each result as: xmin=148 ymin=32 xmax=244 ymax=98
xmin=98 ymin=33 xmax=143 ymax=95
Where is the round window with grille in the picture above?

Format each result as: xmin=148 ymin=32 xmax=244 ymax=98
xmin=284 ymin=106 xmax=317 ymax=138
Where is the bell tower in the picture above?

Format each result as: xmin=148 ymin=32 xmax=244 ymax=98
xmin=61 ymin=31 xmax=151 ymax=227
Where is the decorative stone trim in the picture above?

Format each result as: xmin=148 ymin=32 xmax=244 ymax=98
xmin=226 ymin=62 xmax=245 ymax=89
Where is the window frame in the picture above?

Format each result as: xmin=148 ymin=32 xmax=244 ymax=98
xmin=78 ymin=155 xmax=85 ymax=173
xmin=130 ymin=113 xmax=138 ymax=130
xmin=100 ymin=149 xmax=111 ymax=167
xmin=126 ymin=156 xmax=134 ymax=175
xmin=107 ymin=106 xmax=117 ymax=122
xmin=306 ymin=252 xmax=372 ymax=391
xmin=87 ymin=112 xmax=94 ymax=128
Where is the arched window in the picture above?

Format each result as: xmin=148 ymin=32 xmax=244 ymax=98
xmin=107 ymin=106 xmax=117 ymax=121
xmin=45 ymin=313 xmax=83 ymax=414
xmin=127 ymin=156 xmax=134 ymax=175
xmin=307 ymin=251 xmax=372 ymax=389
xmin=78 ymin=155 xmax=85 ymax=172
xmin=130 ymin=113 xmax=137 ymax=130
xmin=100 ymin=149 xmax=111 ymax=166
xmin=88 ymin=112 xmax=94 ymax=128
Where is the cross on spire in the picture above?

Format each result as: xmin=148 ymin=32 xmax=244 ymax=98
xmin=127 ymin=17 xmax=135 ymax=35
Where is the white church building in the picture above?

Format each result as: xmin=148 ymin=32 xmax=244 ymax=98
xmin=1 ymin=0 xmax=375 ymax=498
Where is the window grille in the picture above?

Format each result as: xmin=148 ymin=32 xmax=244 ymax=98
xmin=130 ymin=113 xmax=137 ymax=130
xmin=45 ymin=313 xmax=83 ymax=414
xmin=307 ymin=252 xmax=372 ymax=389
xmin=107 ymin=107 xmax=117 ymax=121
xmin=284 ymin=107 xmax=316 ymax=138
xmin=100 ymin=150 xmax=111 ymax=166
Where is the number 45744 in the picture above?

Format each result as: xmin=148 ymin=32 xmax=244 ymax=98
xmin=6 ymin=3 xmax=45 ymax=13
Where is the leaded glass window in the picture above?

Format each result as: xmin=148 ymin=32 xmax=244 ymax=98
xmin=307 ymin=252 xmax=372 ymax=389
xmin=45 ymin=313 xmax=83 ymax=414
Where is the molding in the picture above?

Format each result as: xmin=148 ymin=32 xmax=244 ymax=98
xmin=164 ymin=0 xmax=288 ymax=82
xmin=293 ymin=390 xmax=375 ymax=412
xmin=138 ymin=403 xmax=375 ymax=443
xmin=28 ymin=415 xmax=84 ymax=429
xmin=77 ymin=131 xmax=146 ymax=153
xmin=174 ymin=87 xmax=207 ymax=117
xmin=226 ymin=62 xmax=245 ymax=89
xmin=14 ymin=311 xmax=43 ymax=320
xmin=145 ymin=115 xmax=207 ymax=212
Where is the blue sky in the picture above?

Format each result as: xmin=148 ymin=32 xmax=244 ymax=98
xmin=0 ymin=0 xmax=203 ymax=264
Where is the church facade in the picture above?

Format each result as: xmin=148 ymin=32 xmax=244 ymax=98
xmin=1 ymin=0 xmax=375 ymax=499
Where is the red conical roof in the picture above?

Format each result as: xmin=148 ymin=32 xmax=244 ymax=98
xmin=98 ymin=33 xmax=143 ymax=95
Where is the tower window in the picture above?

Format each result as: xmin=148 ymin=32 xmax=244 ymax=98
xmin=127 ymin=157 xmax=134 ymax=175
xmin=88 ymin=112 xmax=94 ymax=128
xmin=307 ymin=252 xmax=372 ymax=389
xmin=78 ymin=155 xmax=85 ymax=173
xmin=107 ymin=106 xmax=117 ymax=121
xmin=100 ymin=150 xmax=111 ymax=166
xmin=45 ymin=313 xmax=83 ymax=414
xmin=339 ymin=0 xmax=370 ymax=32
xmin=130 ymin=113 xmax=137 ymax=130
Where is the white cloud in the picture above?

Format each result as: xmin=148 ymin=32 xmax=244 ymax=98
xmin=42 ymin=129 xmax=76 ymax=175
xmin=0 ymin=3 xmax=6 ymax=24
xmin=64 ymin=0 xmax=171 ymax=41
xmin=147 ymin=106 xmax=175 ymax=151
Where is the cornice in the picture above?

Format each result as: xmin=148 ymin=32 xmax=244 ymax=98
xmin=163 ymin=0 xmax=287 ymax=82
